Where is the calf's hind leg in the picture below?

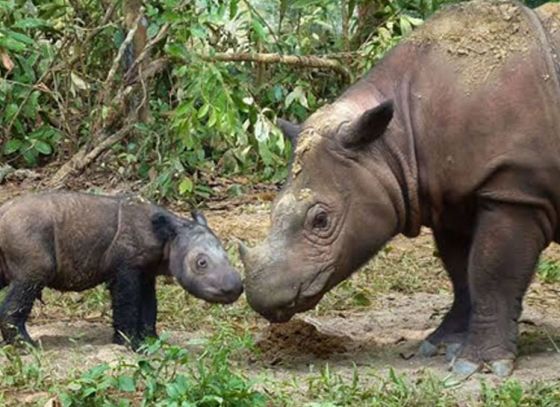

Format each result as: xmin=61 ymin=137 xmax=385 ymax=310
xmin=0 ymin=280 xmax=43 ymax=345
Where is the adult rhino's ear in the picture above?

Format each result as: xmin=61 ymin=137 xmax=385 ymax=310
xmin=341 ymin=100 xmax=394 ymax=149
xmin=277 ymin=118 xmax=302 ymax=147
xmin=191 ymin=210 xmax=208 ymax=227
xmin=152 ymin=213 xmax=178 ymax=241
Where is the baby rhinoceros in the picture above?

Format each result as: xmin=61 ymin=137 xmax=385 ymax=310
xmin=0 ymin=191 xmax=243 ymax=348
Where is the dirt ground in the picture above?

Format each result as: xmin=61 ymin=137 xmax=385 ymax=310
xmin=1 ymin=181 xmax=560 ymax=403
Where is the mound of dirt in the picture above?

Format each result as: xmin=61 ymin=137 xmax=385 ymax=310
xmin=255 ymin=318 xmax=357 ymax=365
xmin=408 ymin=0 xmax=535 ymax=92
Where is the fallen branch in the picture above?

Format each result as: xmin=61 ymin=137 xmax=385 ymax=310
xmin=199 ymin=52 xmax=351 ymax=79
xmin=48 ymin=124 xmax=135 ymax=187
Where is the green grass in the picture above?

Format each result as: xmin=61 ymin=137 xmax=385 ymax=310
xmin=0 ymin=315 xmax=559 ymax=406
xmin=537 ymin=259 xmax=560 ymax=284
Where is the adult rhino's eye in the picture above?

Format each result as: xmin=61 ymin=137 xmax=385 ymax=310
xmin=312 ymin=210 xmax=329 ymax=230
xmin=305 ymin=204 xmax=334 ymax=236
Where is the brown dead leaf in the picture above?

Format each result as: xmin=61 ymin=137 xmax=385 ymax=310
xmin=35 ymin=82 xmax=51 ymax=93
xmin=44 ymin=396 xmax=61 ymax=407
xmin=1 ymin=51 xmax=14 ymax=72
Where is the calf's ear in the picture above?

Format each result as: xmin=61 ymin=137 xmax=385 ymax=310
xmin=191 ymin=210 xmax=208 ymax=227
xmin=151 ymin=213 xmax=177 ymax=241
xmin=341 ymin=100 xmax=394 ymax=149
xmin=277 ymin=118 xmax=302 ymax=147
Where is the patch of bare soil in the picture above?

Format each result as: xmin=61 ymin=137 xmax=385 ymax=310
xmin=252 ymin=292 xmax=560 ymax=400
xmin=19 ymin=321 xmax=200 ymax=381
xmin=204 ymin=203 xmax=271 ymax=245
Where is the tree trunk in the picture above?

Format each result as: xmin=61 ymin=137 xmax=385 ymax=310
xmin=351 ymin=0 xmax=383 ymax=48
xmin=124 ymin=0 xmax=149 ymax=122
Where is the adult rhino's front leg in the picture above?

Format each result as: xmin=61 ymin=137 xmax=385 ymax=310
xmin=452 ymin=203 xmax=547 ymax=378
xmin=419 ymin=229 xmax=471 ymax=361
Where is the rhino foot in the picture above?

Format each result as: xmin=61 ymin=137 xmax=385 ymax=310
xmin=488 ymin=359 xmax=515 ymax=378
xmin=418 ymin=340 xmax=439 ymax=357
xmin=419 ymin=331 xmax=466 ymax=359
xmin=451 ymin=358 xmax=481 ymax=379
xmin=451 ymin=358 xmax=514 ymax=379
xmin=445 ymin=342 xmax=462 ymax=362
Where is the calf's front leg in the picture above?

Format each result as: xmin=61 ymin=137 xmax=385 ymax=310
xmin=452 ymin=203 xmax=549 ymax=377
xmin=110 ymin=266 xmax=142 ymax=349
xmin=138 ymin=273 xmax=157 ymax=340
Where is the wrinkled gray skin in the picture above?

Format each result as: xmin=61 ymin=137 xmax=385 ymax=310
xmin=0 ymin=191 xmax=242 ymax=348
xmin=242 ymin=0 xmax=560 ymax=377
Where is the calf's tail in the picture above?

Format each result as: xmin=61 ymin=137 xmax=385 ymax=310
xmin=0 ymin=253 xmax=6 ymax=290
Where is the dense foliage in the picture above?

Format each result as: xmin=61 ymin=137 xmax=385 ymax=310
xmin=0 ymin=0 xmax=550 ymax=200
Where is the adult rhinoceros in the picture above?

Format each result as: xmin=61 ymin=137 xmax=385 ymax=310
xmin=240 ymin=0 xmax=560 ymax=377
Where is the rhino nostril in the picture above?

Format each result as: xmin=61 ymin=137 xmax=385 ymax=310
xmin=219 ymin=280 xmax=243 ymax=297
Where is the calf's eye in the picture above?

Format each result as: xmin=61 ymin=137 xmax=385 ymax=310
xmin=196 ymin=256 xmax=208 ymax=269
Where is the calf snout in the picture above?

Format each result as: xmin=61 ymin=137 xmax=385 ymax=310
xmin=218 ymin=272 xmax=244 ymax=303
xmin=202 ymin=270 xmax=243 ymax=304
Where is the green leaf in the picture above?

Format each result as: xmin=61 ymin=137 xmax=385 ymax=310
xmin=399 ymin=16 xmax=413 ymax=35
xmin=12 ymin=18 xmax=48 ymax=30
xmin=147 ymin=23 xmax=160 ymax=39
xmin=197 ymin=103 xmax=209 ymax=119
xmin=0 ymin=36 xmax=26 ymax=52
xmin=5 ymin=103 xmax=18 ymax=122
xmin=5 ymin=30 xmax=35 ymax=45
xmin=166 ymin=43 xmax=186 ymax=59
xmin=179 ymin=177 xmax=193 ymax=195
xmin=229 ymin=0 xmax=239 ymax=18
xmin=251 ymin=20 xmax=266 ymax=41
xmin=34 ymin=140 xmax=52 ymax=155
xmin=190 ymin=25 xmax=205 ymax=38
xmin=117 ymin=375 xmax=136 ymax=392
xmin=67 ymin=382 xmax=82 ymax=392
xmin=3 ymin=138 xmax=22 ymax=155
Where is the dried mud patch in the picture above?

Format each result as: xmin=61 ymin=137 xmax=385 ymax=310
xmin=408 ymin=0 xmax=535 ymax=93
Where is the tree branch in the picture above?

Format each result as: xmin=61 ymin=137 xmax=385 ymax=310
xmin=199 ymin=52 xmax=351 ymax=79
xmin=124 ymin=23 xmax=170 ymax=84
xmin=99 ymin=8 xmax=144 ymax=107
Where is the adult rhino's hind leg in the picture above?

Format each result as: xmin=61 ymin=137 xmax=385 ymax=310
xmin=452 ymin=203 xmax=546 ymax=378
xmin=419 ymin=229 xmax=471 ymax=361
xmin=0 ymin=280 xmax=43 ymax=345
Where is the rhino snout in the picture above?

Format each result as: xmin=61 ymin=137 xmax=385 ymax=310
xmin=201 ymin=269 xmax=244 ymax=304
